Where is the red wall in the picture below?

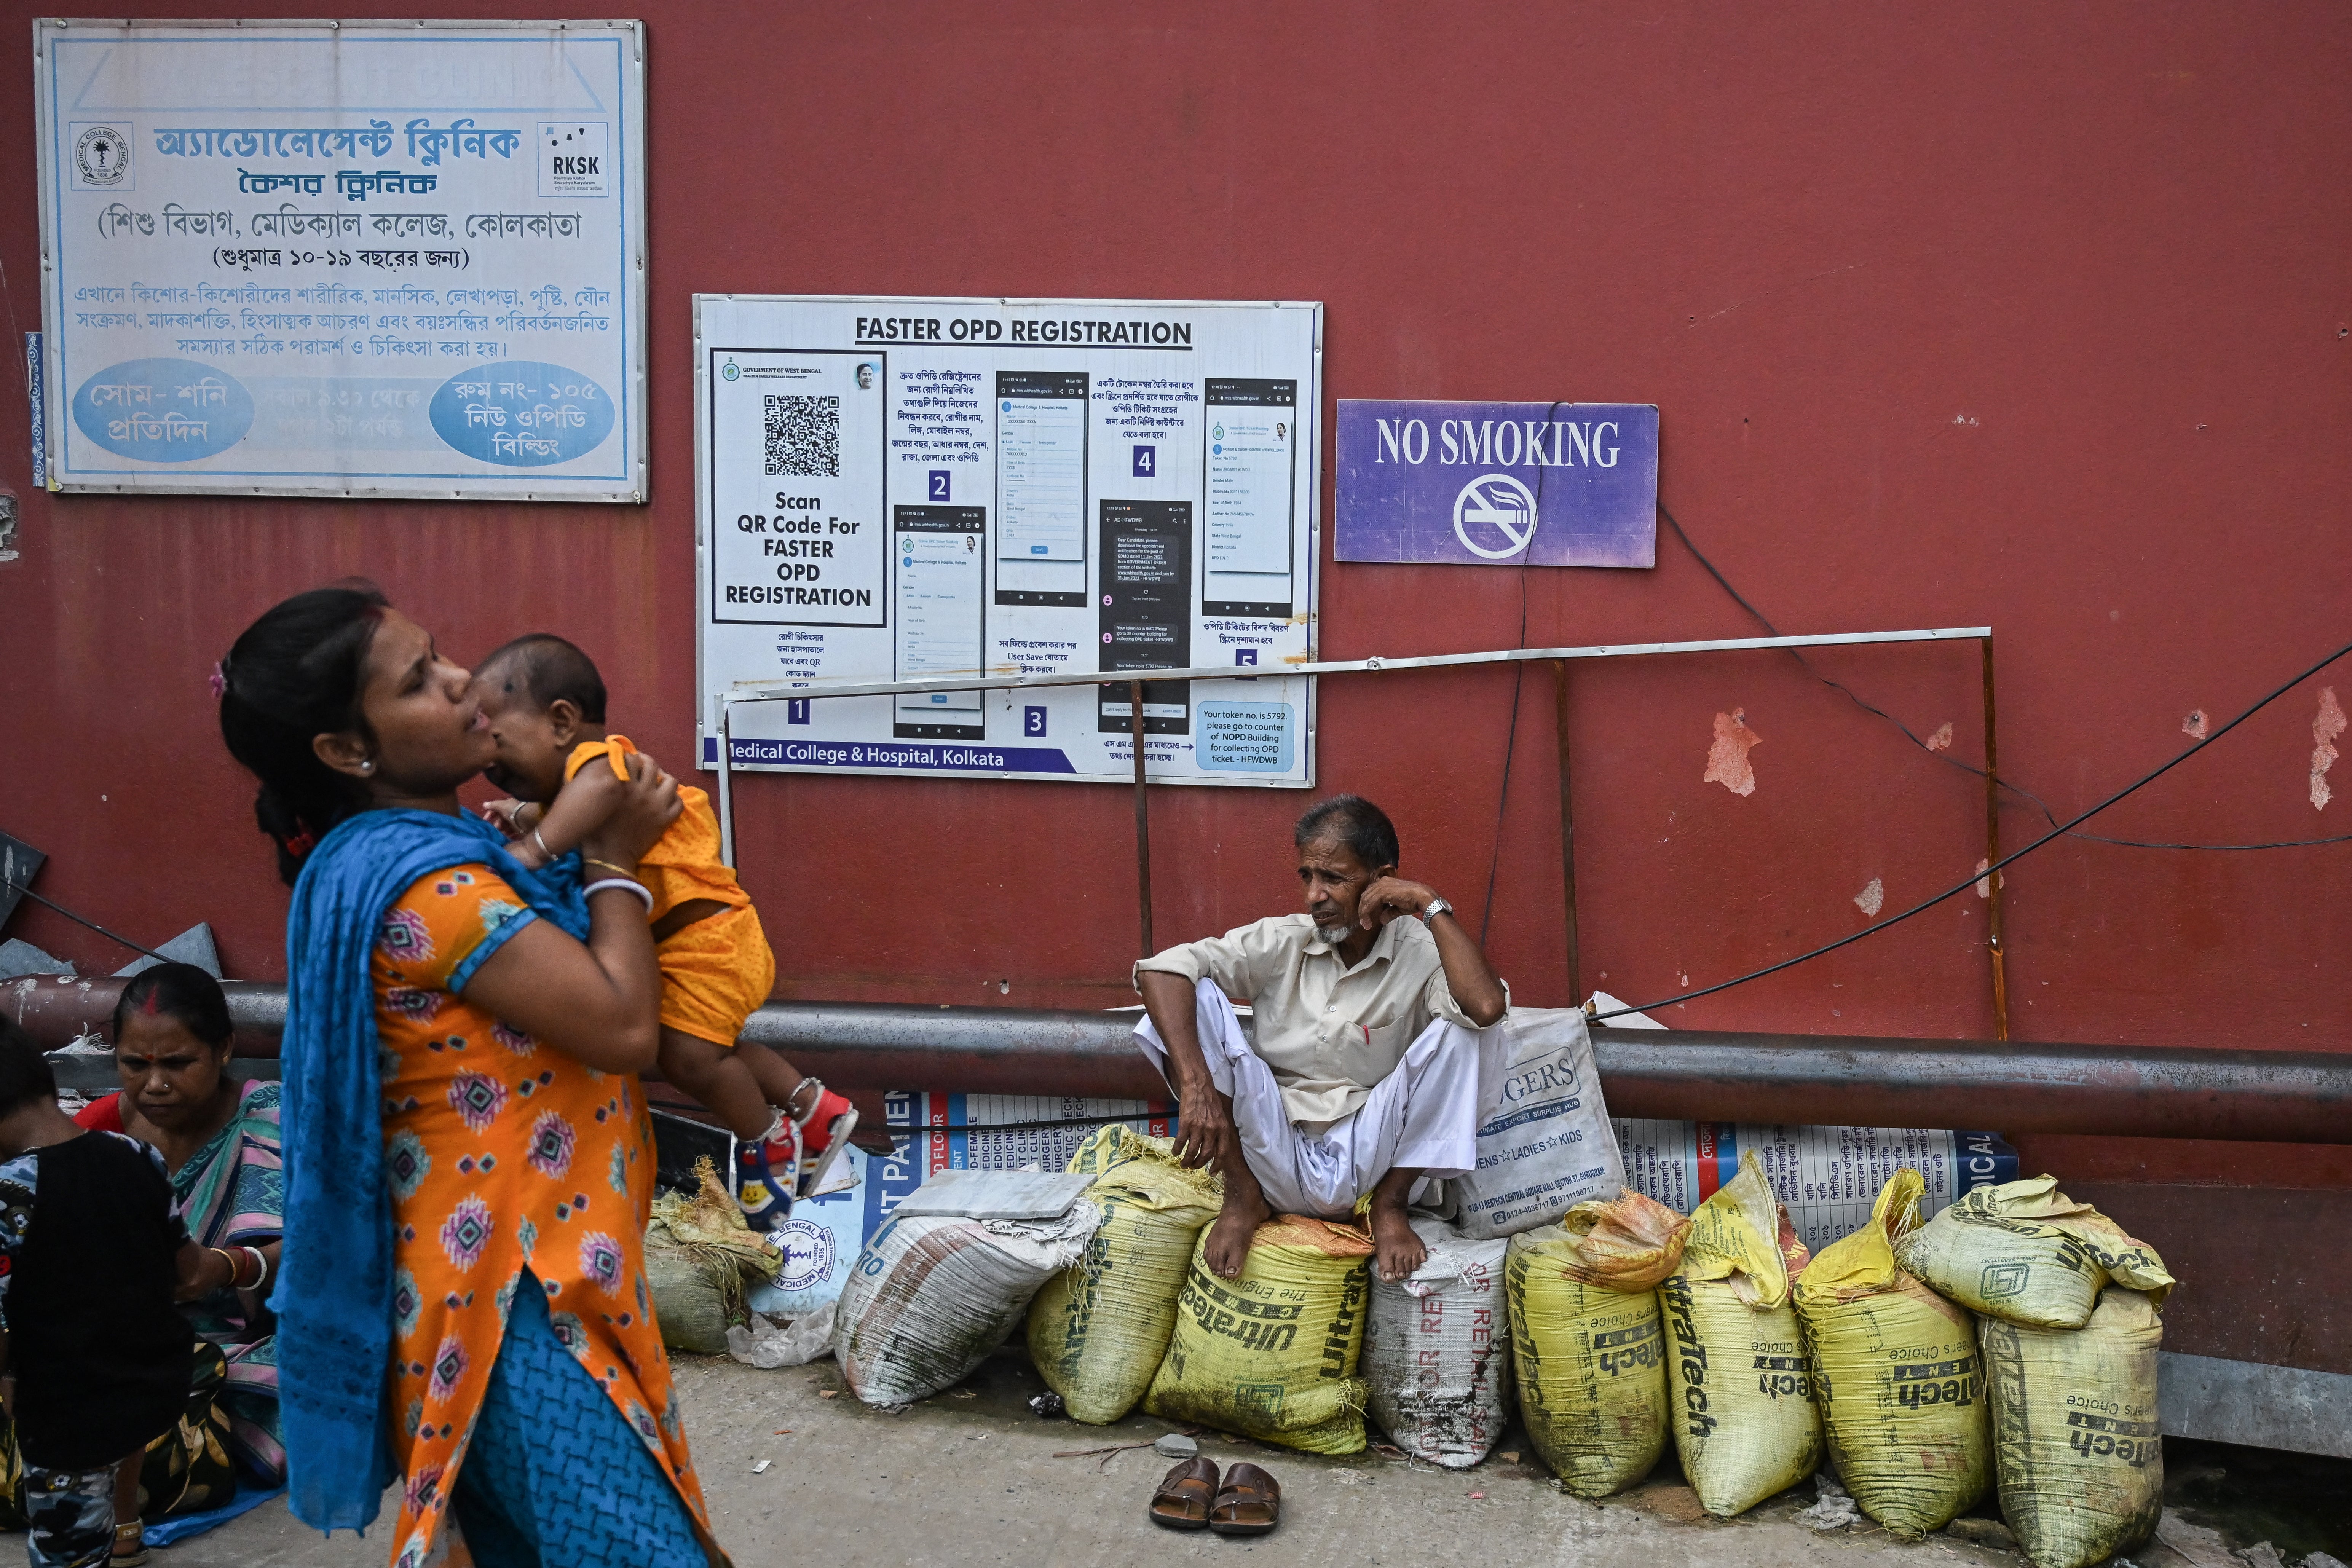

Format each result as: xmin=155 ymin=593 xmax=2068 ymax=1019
xmin=4 ymin=5 xmax=2347 ymax=1179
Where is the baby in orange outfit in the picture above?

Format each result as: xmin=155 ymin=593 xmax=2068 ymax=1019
xmin=471 ymin=634 xmax=854 ymax=1233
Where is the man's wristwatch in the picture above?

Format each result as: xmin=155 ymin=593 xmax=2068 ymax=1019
xmin=1419 ymin=896 xmax=1454 ymax=927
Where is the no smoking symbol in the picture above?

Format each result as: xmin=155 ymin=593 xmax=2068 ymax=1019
xmin=1452 ymin=473 xmax=1538 ymax=559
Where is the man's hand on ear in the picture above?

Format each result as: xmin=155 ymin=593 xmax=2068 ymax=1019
xmin=1357 ymin=876 xmax=1438 ymax=928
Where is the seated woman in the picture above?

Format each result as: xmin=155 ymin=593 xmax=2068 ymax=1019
xmin=76 ymin=963 xmax=284 ymax=1491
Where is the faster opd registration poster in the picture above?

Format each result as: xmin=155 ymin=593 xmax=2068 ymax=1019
xmin=32 ymin=21 xmax=645 ymax=501
xmin=696 ymin=296 xmax=1322 ymax=788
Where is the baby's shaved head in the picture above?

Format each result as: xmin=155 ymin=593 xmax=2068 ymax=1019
xmin=478 ymin=633 xmax=607 ymax=724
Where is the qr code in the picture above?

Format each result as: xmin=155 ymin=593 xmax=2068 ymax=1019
xmin=764 ymin=394 xmax=840 ymax=477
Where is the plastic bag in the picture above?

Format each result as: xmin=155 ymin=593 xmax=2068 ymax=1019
xmin=1980 ymin=1288 xmax=2165 ymax=1568
xmin=1893 ymin=1176 xmax=2173 ymax=1329
xmin=1795 ymin=1168 xmax=1989 ymax=1538
xmin=1508 ymin=1189 xmax=1692 ymax=1496
xmin=1027 ymin=1125 xmax=1223 ymax=1424
xmin=835 ymin=1201 xmax=1099 ymax=1405
xmin=1143 ymin=1213 xmax=1375 ymax=1454
xmin=1663 ymin=1149 xmax=1824 ymax=1517
xmin=1450 ymin=1007 xmax=1625 ymax=1239
xmin=1363 ymin=1217 xmax=1512 ymax=1467
xmin=728 ymin=1300 xmax=838 ymax=1369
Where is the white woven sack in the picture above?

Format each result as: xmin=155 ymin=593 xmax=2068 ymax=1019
xmin=1363 ymin=1217 xmax=1514 ymax=1467
xmin=1450 ymin=1007 xmax=1624 ymax=1239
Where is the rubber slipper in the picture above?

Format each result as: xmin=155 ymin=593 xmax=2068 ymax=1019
xmin=1209 ymin=1461 xmax=1281 ymax=1535
xmin=1148 ymin=1456 xmax=1221 ymax=1530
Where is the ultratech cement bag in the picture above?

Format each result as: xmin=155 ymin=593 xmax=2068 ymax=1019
xmin=1980 ymin=1288 xmax=2165 ymax=1568
xmin=1662 ymin=1150 xmax=1824 ymax=1518
xmin=1027 ymin=1125 xmax=1223 ymax=1424
xmin=1362 ymin=1217 xmax=1512 ymax=1468
xmin=1143 ymin=1213 xmax=1375 ymax=1455
xmin=1894 ymin=1176 xmax=2175 ymax=1329
xmin=1451 ymin=1007 xmax=1624 ymax=1240
xmin=1508 ymin=1190 xmax=1693 ymax=1497
xmin=835 ymin=1201 xmax=1099 ymax=1405
xmin=1795 ymin=1169 xmax=1989 ymax=1539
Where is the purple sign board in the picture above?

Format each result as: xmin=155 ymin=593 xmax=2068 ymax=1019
xmin=1335 ymin=400 xmax=1658 ymax=568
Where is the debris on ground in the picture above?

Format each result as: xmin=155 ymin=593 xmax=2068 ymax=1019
xmin=1152 ymin=1432 xmax=1197 ymax=1459
xmin=1947 ymin=1516 xmax=2020 ymax=1551
xmin=1797 ymin=1472 xmax=1862 ymax=1532
xmin=728 ymin=1301 xmax=836 ymax=1369
xmin=1026 ymin=1391 xmax=1066 ymax=1419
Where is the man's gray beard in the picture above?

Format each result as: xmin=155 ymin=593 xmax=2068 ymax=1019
xmin=1315 ymin=922 xmax=1353 ymax=945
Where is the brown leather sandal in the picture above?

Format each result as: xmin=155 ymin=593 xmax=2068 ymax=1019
xmin=1148 ymin=1457 xmax=1221 ymax=1530
xmin=1208 ymin=1461 xmax=1281 ymax=1535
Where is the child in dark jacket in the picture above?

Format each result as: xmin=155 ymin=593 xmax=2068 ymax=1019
xmin=0 ymin=1019 xmax=207 ymax=1568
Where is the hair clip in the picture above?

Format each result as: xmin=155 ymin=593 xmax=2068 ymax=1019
xmin=284 ymin=829 xmax=316 ymax=858
xmin=207 ymin=660 xmax=228 ymax=699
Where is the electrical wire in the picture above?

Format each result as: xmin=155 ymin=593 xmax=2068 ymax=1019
xmin=1478 ymin=402 xmax=1564 ymax=946
xmin=1 ymin=877 xmax=169 ymax=963
xmin=1659 ymin=503 xmax=2352 ymax=851
xmin=1591 ymin=632 xmax=2352 ymax=1022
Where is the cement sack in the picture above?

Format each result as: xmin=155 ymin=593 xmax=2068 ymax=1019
xmin=835 ymin=1201 xmax=1099 ymax=1405
xmin=1893 ymin=1175 xmax=2174 ymax=1329
xmin=1663 ymin=1149 xmax=1824 ymax=1517
xmin=1794 ymin=1169 xmax=1989 ymax=1539
xmin=1027 ymin=1125 xmax=1223 ymax=1424
xmin=1143 ymin=1213 xmax=1375 ymax=1454
xmin=1451 ymin=1007 xmax=1624 ymax=1240
xmin=1980 ymin=1288 xmax=2165 ymax=1568
xmin=1508 ymin=1190 xmax=1693 ymax=1497
xmin=1363 ymin=1217 xmax=1512 ymax=1467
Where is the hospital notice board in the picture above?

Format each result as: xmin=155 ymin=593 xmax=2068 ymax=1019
xmin=32 ymin=19 xmax=645 ymax=501
xmin=694 ymin=295 xmax=1321 ymax=787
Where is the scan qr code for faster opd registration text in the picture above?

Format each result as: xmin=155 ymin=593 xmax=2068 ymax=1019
xmin=764 ymin=394 xmax=840 ymax=478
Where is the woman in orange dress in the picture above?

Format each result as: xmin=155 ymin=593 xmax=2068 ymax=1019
xmin=217 ymin=584 xmax=724 ymax=1568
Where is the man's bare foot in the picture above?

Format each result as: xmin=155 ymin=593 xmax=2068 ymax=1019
xmin=1203 ymin=1188 xmax=1272 ymax=1280
xmin=1370 ymin=1198 xmax=1427 ymax=1283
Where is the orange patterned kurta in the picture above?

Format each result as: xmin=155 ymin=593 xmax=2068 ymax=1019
xmin=370 ymin=864 xmax=712 ymax=1568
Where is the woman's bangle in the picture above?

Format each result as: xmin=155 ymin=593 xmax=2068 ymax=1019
xmin=242 ymin=1245 xmax=269 ymax=1291
xmin=584 ymin=877 xmax=654 ymax=912
xmin=530 ymin=827 xmax=554 ymax=861
xmin=583 ymin=856 xmax=637 ymax=880
xmin=210 ymin=1246 xmax=249 ymax=1290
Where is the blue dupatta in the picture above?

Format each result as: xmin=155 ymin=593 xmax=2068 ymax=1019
xmin=273 ymin=808 xmax=588 ymax=1533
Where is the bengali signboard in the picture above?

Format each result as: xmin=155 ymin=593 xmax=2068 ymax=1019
xmin=695 ymin=294 xmax=1321 ymax=786
xmin=32 ymin=20 xmax=646 ymax=500
xmin=1335 ymin=399 xmax=1658 ymax=567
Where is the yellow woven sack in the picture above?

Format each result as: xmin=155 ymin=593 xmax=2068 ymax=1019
xmin=1795 ymin=1169 xmax=1989 ymax=1539
xmin=1663 ymin=1149 xmax=1824 ymax=1517
xmin=1027 ymin=1125 xmax=1223 ymax=1424
xmin=1980 ymin=1289 xmax=2165 ymax=1568
xmin=1893 ymin=1176 xmax=2174 ymax=1329
xmin=1508 ymin=1190 xmax=1693 ymax=1497
xmin=1142 ymin=1212 xmax=1375 ymax=1454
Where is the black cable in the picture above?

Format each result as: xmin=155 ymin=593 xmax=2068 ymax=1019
xmin=1659 ymin=503 xmax=2352 ymax=852
xmin=1592 ymin=633 xmax=2352 ymax=1022
xmin=1 ymin=877 xmax=168 ymax=962
xmin=1478 ymin=403 xmax=1564 ymax=946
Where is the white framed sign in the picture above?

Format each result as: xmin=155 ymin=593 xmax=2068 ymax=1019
xmin=32 ymin=19 xmax=646 ymax=501
xmin=694 ymin=295 xmax=1321 ymax=786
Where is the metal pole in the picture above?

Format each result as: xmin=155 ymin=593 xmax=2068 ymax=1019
xmin=1553 ymin=660 xmax=1582 ymax=1004
xmin=1130 ymin=678 xmax=1154 ymax=957
xmin=715 ymin=697 xmax=736 ymax=870
xmin=1982 ymin=638 xmax=2009 ymax=1040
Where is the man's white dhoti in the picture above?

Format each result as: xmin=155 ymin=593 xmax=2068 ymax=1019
xmin=1135 ymin=977 xmax=1482 ymax=1220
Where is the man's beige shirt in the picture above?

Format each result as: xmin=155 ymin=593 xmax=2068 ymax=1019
xmin=1134 ymin=913 xmax=1496 ymax=1128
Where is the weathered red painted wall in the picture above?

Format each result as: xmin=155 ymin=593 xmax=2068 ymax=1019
xmin=4 ymin=7 xmax=2347 ymax=1180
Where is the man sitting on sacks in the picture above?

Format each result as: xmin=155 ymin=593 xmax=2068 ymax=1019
xmin=1134 ymin=794 xmax=1507 ymax=1286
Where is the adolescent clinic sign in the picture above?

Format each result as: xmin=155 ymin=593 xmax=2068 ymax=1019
xmin=1334 ymin=400 xmax=1658 ymax=568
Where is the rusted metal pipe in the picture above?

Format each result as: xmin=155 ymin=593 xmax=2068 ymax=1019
xmin=11 ymin=976 xmax=2346 ymax=1144
xmin=1983 ymin=636 xmax=2011 ymax=1040
xmin=1553 ymin=660 xmax=1582 ymax=1004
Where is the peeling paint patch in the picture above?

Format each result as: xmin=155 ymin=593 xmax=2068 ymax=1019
xmin=1854 ymin=877 xmax=1884 ymax=917
xmin=1926 ymin=721 xmax=1954 ymax=752
xmin=1974 ymin=859 xmax=1993 ymax=898
xmin=1703 ymin=708 xmax=1763 ymax=796
xmin=2182 ymin=709 xmax=2209 ymax=740
xmin=2313 ymin=688 xmax=2345 ymax=811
